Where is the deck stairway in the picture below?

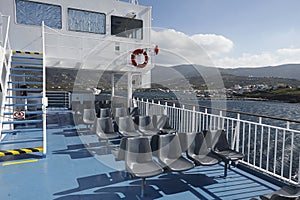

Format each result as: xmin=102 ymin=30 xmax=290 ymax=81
xmin=0 ymin=50 xmax=46 ymax=156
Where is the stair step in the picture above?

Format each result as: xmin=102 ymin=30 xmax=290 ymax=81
xmin=4 ymin=103 xmax=43 ymax=107
xmin=1 ymin=128 xmax=43 ymax=134
xmin=12 ymin=50 xmax=43 ymax=55
xmin=8 ymin=81 xmax=43 ymax=85
xmin=4 ymin=111 xmax=43 ymax=115
xmin=10 ymin=74 xmax=43 ymax=78
xmin=6 ymin=95 xmax=43 ymax=99
xmin=2 ymin=120 xmax=43 ymax=125
xmin=7 ymin=88 xmax=42 ymax=92
xmin=10 ymin=68 xmax=43 ymax=72
xmin=11 ymin=61 xmax=43 ymax=67
xmin=0 ymin=147 xmax=43 ymax=157
xmin=12 ymin=56 xmax=43 ymax=60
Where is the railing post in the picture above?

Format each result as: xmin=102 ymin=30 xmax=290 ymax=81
xmin=205 ymin=108 xmax=208 ymax=130
xmin=146 ymin=99 xmax=149 ymax=116
xmin=42 ymin=21 xmax=47 ymax=156
xmin=164 ymin=102 xmax=168 ymax=115
xmin=192 ymin=106 xmax=196 ymax=132
xmin=286 ymin=121 xmax=290 ymax=130
xmin=219 ymin=110 xmax=223 ymax=129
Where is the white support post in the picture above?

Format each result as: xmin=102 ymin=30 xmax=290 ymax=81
xmin=42 ymin=21 xmax=47 ymax=156
xmin=236 ymin=113 xmax=240 ymax=152
xmin=127 ymin=72 xmax=132 ymax=107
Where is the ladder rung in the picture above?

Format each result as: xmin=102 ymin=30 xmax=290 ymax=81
xmin=2 ymin=120 xmax=43 ymax=125
xmin=8 ymin=81 xmax=43 ymax=85
xmin=7 ymin=88 xmax=42 ymax=92
xmin=5 ymin=103 xmax=43 ymax=107
xmin=12 ymin=56 xmax=43 ymax=60
xmin=11 ymin=61 xmax=43 ymax=66
xmin=6 ymin=95 xmax=43 ymax=99
xmin=4 ymin=111 xmax=43 ymax=115
xmin=10 ymin=74 xmax=43 ymax=78
xmin=10 ymin=68 xmax=43 ymax=72
xmin=1 ymin=128 xmax=43 ymax=134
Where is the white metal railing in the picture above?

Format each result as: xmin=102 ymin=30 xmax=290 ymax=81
xmin=135 ymin=98 xmax=300 ymax=185
xmin=0 ymin=14 xmax=12 ymax=140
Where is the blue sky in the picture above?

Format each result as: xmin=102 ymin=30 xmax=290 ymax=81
xmin=122 ymin=0 xmax=300 ymax=67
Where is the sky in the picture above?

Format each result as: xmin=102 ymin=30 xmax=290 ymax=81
xmin=122 ymin=0 xmax=300 ymax=68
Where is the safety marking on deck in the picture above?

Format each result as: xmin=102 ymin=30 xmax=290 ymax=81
xmin=2 ymin=159 xmax=38 ymax=166
xmin=0 ymin=147 xmax=43 ymax=157
xmin=12 ymin=50 xmax=43 ymax=55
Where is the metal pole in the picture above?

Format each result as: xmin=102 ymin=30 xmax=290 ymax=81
xmin=42 ymin=21 xmax=47 ymax=156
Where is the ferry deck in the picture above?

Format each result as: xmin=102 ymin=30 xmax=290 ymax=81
xmin=0 ymin=109 xmax=283 ymax=200
xmin=0 ymin=0 xmax=299 ymax=199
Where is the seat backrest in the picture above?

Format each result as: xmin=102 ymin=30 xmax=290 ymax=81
xmin=187 ymin=132 xmax=209 ymax=155
xmin=83 ymin=109 xmax=96 ymax=121
xmin=205 ymin=130 xmax=230 ymax=151
xmin=99 ymin=108 xmax=111 ymax=118
xmin=116 ymin=137 xmax=128 ymax=160
xmin=158 ymin=134 xmax=182 ymax=160
xmin=154 ymin=115 xmax=172 ymax=129
xmin=129 ymin=107 xmax=140 ymax=117
xmin=96 ymin=117 xmax=114 ymax=134
xmin=139 ymin=116 xmax=155 ymax=130
xmin=114 ymin=107 xmax=129 ymax=118
xmin=126 ymin=137 xmax=153 ymax=164
xmin=118 ymin=116 xmax=136 ymax=132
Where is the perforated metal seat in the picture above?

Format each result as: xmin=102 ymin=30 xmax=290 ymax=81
xmin=111 ymin=136 xmax=128 ymax=161
xmin=260 ymin=185 xmax=300 ymax=200
xmin=139 ymin=115 xmax=159 ymax=136
xmin=125 ymin=137 xmax=163 ymax=197
xmin=114 ymin=107 xmax=129 ymax=118
xmin=118 ymin=116 xmax=142 ymax=137
xmin=186 ymin=132 xmax=221 ymax=166
xmin=82 ymin=109 xmax=96 ymax=128
xmin=129 ymin=107 xmax=140 ymax=118
xmin=153 ymin=115 xmax=177 ymax=134
xmin=205 ymin=129 xmax=244 ymax=177
xmin=158 ymin=134 xmax=194 ymax=172
xmin=99 ymin=108 xmax=112 ymax=118
xmin=96 ymin=117 xmax=119 ymax=142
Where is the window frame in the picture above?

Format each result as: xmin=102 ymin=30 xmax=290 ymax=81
xmin=15 ymin=0 xmax=62 ymax=29
xmin=111 ymin=15 xmax=143 ymax=40
xmin=67 ymin=8 xmax=106 ymax=35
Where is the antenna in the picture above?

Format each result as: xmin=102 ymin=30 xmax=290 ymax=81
xmin=130 ymin=0 xmax=138 ymax=5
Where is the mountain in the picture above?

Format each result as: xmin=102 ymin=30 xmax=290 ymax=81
xmin=220 ymin=64 xmax=300 ymax=80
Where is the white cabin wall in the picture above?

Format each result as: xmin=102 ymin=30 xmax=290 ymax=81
xmin=0 ymin=0 xmax=152 ymax=87
xmin=0 ymin=0 xmax=151 ymax=50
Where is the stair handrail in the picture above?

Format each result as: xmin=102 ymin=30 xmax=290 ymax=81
xmin=0 ymin=15 xmax=12 ymax=140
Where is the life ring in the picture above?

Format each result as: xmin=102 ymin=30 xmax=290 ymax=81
xmin=131 ymin=49 xmax=148 ymax=68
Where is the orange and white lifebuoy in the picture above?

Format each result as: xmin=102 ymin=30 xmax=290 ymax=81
xmin=131 ymin=49 xmax=149 ymax=68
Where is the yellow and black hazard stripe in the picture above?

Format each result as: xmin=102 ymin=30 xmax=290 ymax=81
xmin=0 ymin=147 xmax=43 ymax=156
xmin=12 ymin=50 xmax=43 ymax=55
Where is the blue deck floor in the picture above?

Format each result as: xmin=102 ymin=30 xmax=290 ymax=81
xmin=0 ymin=111 xmax=281 ymax=200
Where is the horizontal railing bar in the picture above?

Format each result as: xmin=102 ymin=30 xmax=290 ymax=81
xmin=142 ymin=100 xmax=300 ymax=133
xmin=139 ymin=98 xmax=300 ymax=124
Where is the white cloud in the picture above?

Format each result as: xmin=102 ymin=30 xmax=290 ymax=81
xmin=216 ymin=48 xmax=300 ymax=68
xmin=151 ymin=29 xmax=300 ymax=68
xmin=191 ymin=34 xmax=234 ymax=56
xmin=151 ymin=29 xmax=233 ymax=66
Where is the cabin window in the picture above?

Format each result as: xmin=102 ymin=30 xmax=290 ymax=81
xmin=68 ymin=8 xmax=106 ymax=34
xmin=111 ymin=16 xmax=143 ymax=39
xmin=15 ymin=0 xmax=62 ymax=29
